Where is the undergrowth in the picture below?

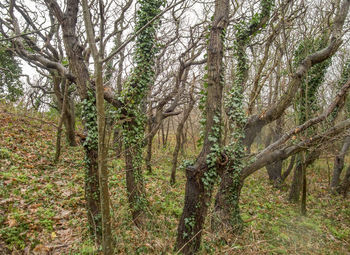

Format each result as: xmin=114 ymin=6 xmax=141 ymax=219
xmin=0 ymin=103 xmax=349 ymax=254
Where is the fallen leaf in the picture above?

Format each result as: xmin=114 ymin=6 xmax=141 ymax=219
xmin=53 ymin=210 xmax=70 ymax=220
xmin=61 ymin=190 xmax=73 ymax=197
xmin=33 ymin=244 xmax=49 ymax=254
xmin=7 ymin=216 xmax=17 ymax=227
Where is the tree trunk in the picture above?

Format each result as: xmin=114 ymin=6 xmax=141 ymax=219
xmin=82 ymin=0 xmax=114 ymax=250
xmin=266 ymin=160 xmax=283 ymax=186
xmin=289 ymin=150 xmax=319 ymax=203
xmin=53 ymin=75 xmax=77 ymax=147
xmin=170 ymin=99 xmax=195 ymax=184
xmin=189 ymin=116 xmax=197 ymax=151
xmin=124 ymin=136 xmax=146 ymax=227
xmin=63 ymin=100 xmax=76 ymax=147
xmin=170 ymin=130 xmax=182 ymax=185
xmin=175 ymin=0 xmax=229 ymax=253
xmin=266 ymin=118 xmax=284 ymax=187
xmin=146 ymin=134 xmax=153 ymax=174
xmin=281 ymin=155 xmax=296 ymax=181
xmin=337 ymin=165 xmax=350 ymax=197
xmin=46 ymin=0 xmax=103 ymax=243
xmin=176 ymin=163 xmax=214 ymax=254
xmin=83 ymin=139 xmax=102 ymax=244
xmin=113 ymin=128 xmax=123 ymax=158
xmin=331 ymin=135 xmax=350 ymax=190
xmin=288 ymin=154 xmax=303 ymax=203
xmin=146 ymin=106 xmax=154 ymax=174
xmin=161 ymin=122 xmax=165 ymax=147
xmin=120 ymin=0 xmax=163 ymax=228
xmin=164 ymin=118 xmax=170 ymax=148
xmin=301 ymin=163 xmax=307 ymax=215
xmin=211 ymin=0 xmax=274 ymax=233
xmin=211 ymin=173 xmax=243 ymax=231
xmin=54 ymin=79 xmax=69 ymax=163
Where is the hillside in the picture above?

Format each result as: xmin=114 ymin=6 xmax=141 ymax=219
xmin=0 ymin=103 xmax=349 ymax=254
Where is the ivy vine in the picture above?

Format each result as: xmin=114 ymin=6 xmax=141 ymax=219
xmin=118 ymin=0 xmax=165 ymax=211
xmin=223 ymin=0 xmax=274 ymax=227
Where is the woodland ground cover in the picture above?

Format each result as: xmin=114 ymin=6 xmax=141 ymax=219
xmin=0 ymin=103 xmax=349 ymax=254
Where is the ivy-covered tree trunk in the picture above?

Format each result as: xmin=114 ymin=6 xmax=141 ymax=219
xmin=120 ymin=0 xmax=163 ymax=227
xmin=146 ymin=106 xmax=153 ymax=173
xmin=82 ymin=0 xmax=113 ymax=251
xmin=45 ymin=0 xmax=102 ymax=243
xmin=211 ymin=0 xmax=274 ymax=232
xmin=81 ymin=94 xmax=102 ymax=242
xmin=123 ymin=120 xmax=147 ymax=227
xmin=175 ymin=0 xmax=229 ymax=253
xmin=212 ymin=173 xmax=243 ymax=231
xmin=287 ymin=35 xmax=331 ymax=211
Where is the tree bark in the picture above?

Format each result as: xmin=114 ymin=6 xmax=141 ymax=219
xmin=288 ymin=154 xmax=303 ymax=203
xmin=281 ymin=155 xmax=296 ymax=182
xmin=337 ymin=164 xmax=350 ymax=197
xmin=289 ymin=150 xmax=320 ymax=203
xmin=146 ymin=134 xmax=153 ymax=174
xmin=170 ymin=98 xmax=195 ymax=184
xmin=164 ymin=118 xmax=170 ymax=148
xmin=266 ymin=118 xmax=284 ymax=187
xmin=82 ymin=0 xmax=113 ymax=251
xmin=54 ymin=78 xmax=69 ymax=163
xmin=212 ymin=0 xmax=275 ymax=232
xmin=52 ymin=75 xmax=77 ymax=147
xmin=45 ymin=0 xmax=102 ymax=243
xmin=175 ymin=0 xmax=229 ymax=253
xmin=242 ymin=0 xmax=350 ymax=150
xmin=212 ymin=171 xmax=243 ymax=232
xmin=301 ymin=161 xmax=307 ymax=215
xmin=331 ymin=135 xmax=350 ymax=190
xmin=113 ymin=128 xmax=123 ymax=158
xmin=124 ymin=134 xmax=146 ymax=227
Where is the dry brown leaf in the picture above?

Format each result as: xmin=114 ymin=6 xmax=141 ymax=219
xmin=61 ymin=190 xmax=73 ymax=197
xmin=7 ymin=216 xmax=17 ymax=227
xmin=53 ymin=209 xmax=70 ymax=220
xmin=33 ymin=244 xmax=50 ymax=254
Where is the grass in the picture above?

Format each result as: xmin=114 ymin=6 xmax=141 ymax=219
xmin=0 ymin=103 xmax=349 ymax=254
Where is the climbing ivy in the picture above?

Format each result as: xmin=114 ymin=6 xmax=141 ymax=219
xmin=199 ymin=24 xmax=227 ymax=192
xmin=293 ymin=34 xmax=331 ymax=126
xmin=202 ymin=111 xmax=222 ymax=191
xmin=329 ymin=59 xmax=350 ymax=121
xmin=343 ymin=60 xmax=350 ymax=116
xmin=0 ymin=40 xmax=23 ymax=102
xmin=82 ymin=90 xmax=98 ymax=151
xmin=118 ymin=0 xmax=165 ymax=212
xmin=233 ymin=0 xmax=275 ymax=87
xmin=81 ymin=89 xmax=101 ymax=238
xmin=222 ymin=0 xmax=275 ymax=228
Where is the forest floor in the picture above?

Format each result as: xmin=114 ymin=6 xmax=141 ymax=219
xmin=0 ymin=103 xmax=349 ymax=254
